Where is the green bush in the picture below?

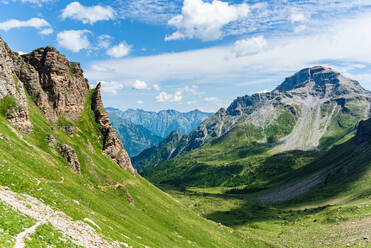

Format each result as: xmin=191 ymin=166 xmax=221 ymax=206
xmin=0 ymin=95 xmax=19 ymax=117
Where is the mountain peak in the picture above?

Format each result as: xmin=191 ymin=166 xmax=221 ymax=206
xmin=276 ymin=66 xmax=364 ymax=95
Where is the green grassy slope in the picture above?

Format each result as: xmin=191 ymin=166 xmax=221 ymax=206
xmin=143 ymin=109 xmax=314 ymax=189
xmin=0 ymin=91 xmax=270 ymax=247
xmin=154 ymin=132 xmax=371 ymax=247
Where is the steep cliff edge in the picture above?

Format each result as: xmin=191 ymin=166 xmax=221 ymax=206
xmin=0 ymin=36 xmax=32 ymax=133
xmin=20 ymin=46 xmax=90 ymax=122
xmin=92 ymin=82 xmax=135 ymax=174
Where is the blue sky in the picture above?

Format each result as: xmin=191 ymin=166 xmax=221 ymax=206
xmin=1 ymin=0 xmax=371 ymax=112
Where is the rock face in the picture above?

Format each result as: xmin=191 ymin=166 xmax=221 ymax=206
xmin=20 ymin=46 xmax=90 ymax=122
xmin=133 ymin=66 xmax=371 ymax=171
xmin=109 ymin=116 xmax=163 ymax=157
xmin=0 ymin=37 xmax=32 ymax=133
xmin=59 ymin=144 xmax=81 ymax=174
xmin=92 ymin=83 xmax=135 ymax=175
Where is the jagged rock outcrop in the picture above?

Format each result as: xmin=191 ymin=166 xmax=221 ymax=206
xmin=0 ymin=37 xmax=32 ymax=133
xmin=92 ymin=82 xmax=135 ymax=175
xmin=59 ymin=144 xmax=81 ymax=174
xmin=20 ymin=46 xmax=90 ymax=122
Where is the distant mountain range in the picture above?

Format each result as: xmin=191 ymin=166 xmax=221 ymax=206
xmin=107 ymin=108 xmax=213 ymax=156
xmin=134 ymin=66 xmax=370 ymax=173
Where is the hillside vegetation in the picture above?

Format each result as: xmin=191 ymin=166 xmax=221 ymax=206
xmin=148 ymin=119 xmax=371 ymax=247
xmin=0 ymin=37 xmax=269 ymax=247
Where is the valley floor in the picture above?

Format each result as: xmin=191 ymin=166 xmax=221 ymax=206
xmin=159 ymin=184 xmax=371 ymax=248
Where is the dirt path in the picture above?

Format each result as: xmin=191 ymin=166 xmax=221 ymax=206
xmin=13 ymin=221 xmax=45 ymax=248
xmin=0 ymin=187 xmax=127 ymax=248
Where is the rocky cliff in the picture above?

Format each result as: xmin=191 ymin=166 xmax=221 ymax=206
xmin=0 ymin=36 xmax=32 ymax=133
xmin=20 ymin=46 xmax=90 ymax=122
xmin=92 ymin=83 xmax=135 ymax=174
xmin=0 ymin=36 xmax=134 ymax=174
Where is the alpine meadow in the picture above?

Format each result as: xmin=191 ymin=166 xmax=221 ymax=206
xmin=0 ymin=0 xmax=370 ymax=248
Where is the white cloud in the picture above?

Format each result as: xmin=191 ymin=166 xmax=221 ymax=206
xmin=61 ymin=2 xmax=115 ymax=24
xmin=234 ymin=36 xmax=267 ymax=57
xmin=106 ymin=42 xmax=131 ymax=58
xmin=57 ymin=30 xmax=91 ymax=52
xmin=167 ymin=0 xmax=250 ymax=41
xmin=289 ymin=12 xmax=308 ymax=23
xmin=256 ymin=89 xmax=270 ymax=94
xmin=131 ymin=80 xmax=148 ymax=90
xmin=86 ymin=13 xmax=371 ymax=90
xmin=100 ymin=81 xmax=124 ymax=94
xmin=156 ymin=91 xmax=183 ymax=103
xmin=293 ymin=25 xmax=307 ymax=33
xmin=0 ymin=18 xmax=52 ymax=34
xmin=117 ymin=0 xmax=179 ymax=24
xmin=97 ymin=35 xmax=112 ymax=49
xmin=155 ymin=86 xmax=197 ymax=103
xmin=165 ymin=31 xmax=185 ymax=41
xmin=136 ymin=100 xmax=144 ymax=105
xmin=17 ymin=0 xmax=51 ymax=6
xmin=153 ymin=84 xmax=160 ymax=91
xmin=16 ymin=51 xmax=26 ymax=55
xmin=39 ymin=28 xmax=54 ymax=35
xmin=204 ymin=97 xmax=218 ymax=102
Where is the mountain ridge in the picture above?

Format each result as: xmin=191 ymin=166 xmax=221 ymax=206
xmin=107 ymin=107 xmax=213 ymax=138
xmin=134 ymin=66 xmax=370 ymax=171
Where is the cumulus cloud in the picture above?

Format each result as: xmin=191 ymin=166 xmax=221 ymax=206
xmin=156 ymin=91 xmax=183 ymax=103
xmin=166 ymin=0 xmax=250 ymax=41
xmin=155 ymin=86 xmax=197 ymax=103
xmin=136 ymin=100 xmax=144 ymax=104
xmin=100 ymin=81 xmax=124 ymax=94
xmin=97 ymin=35 xmax=112 ymax=49
xmin=165 ymin=31 xmax=185 ymax=41
xmin=131 ymin=80 xmax=148 ymax=90
xmin=0 ymin=18 xmax=53 ymax=34
xmin=62 ymin=1 xmax=115 ymax=24
xmin=204 ymin=97 xmax=218 ymax=102
xmin=153 ymin=84 xmax=160 ymax=91
xmin=57 ymin=30 xmax=91 ymax=52
xmin=106 ymin=42 xmax=131 ymax=58
xmin=234 ymin=36 xmax=267 ymax=57
xmin=289 ymin=12 xmax=308 ymax=23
